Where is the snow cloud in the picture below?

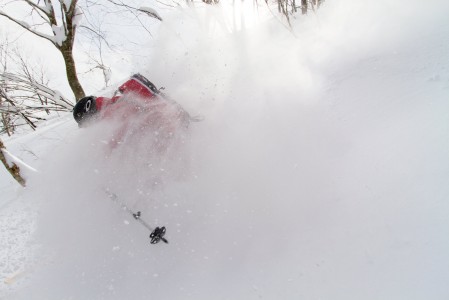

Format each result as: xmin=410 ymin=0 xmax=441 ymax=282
xmin=11 ymin=0 xmax=449 ymax=299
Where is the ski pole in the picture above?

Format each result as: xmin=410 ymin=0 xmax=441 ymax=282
xmin=104 ymin=189 xmax=168 ymax=244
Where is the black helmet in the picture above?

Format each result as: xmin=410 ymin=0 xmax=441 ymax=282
xmin=73 ymin=96 xmax=98 ymax=127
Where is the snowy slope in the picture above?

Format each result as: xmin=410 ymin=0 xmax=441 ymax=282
xmin=0 ymin=116 xmax=77 ymax=295
xmin=2 ymin=0 xmax=449 ymax=299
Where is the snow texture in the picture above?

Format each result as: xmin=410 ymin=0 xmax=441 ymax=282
xmin=1 ymin=0 xmax=449 ymax=299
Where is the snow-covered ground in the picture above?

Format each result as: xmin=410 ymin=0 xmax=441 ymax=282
xmin=1 ymin=0 xmax=449 ymax=299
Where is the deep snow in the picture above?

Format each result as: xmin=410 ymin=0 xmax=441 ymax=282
xmin=1 ymin=0 xmax=449 ymax=299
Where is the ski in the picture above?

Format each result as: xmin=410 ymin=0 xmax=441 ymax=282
xmin=104 ymin=189 xmax=168 ymax=244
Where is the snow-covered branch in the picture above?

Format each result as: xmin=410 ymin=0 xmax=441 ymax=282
xmin=138 ymin=7 xmax=163 ymax=21
xmin=1 ymin=73 xmax=73 ymax=109
xmin=0 ymin=139 xmax=26 ymax=187
xmin=0 ymin=72 xmax=74 ymax=134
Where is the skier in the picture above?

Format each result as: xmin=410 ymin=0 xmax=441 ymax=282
xmin=72 ymin=74 xmax=187 ymax=245
xmin=73 ymin=73 xmax=191 ymax=149
xmin=73 ymin=73 xmax=190 ymax=127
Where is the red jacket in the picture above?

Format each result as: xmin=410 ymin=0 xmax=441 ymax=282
xmin=74 ymin=74 xmax=190 ymax=149
xmin=96 ymin=75 xmax=156 ymax=110
xmin=96 ymin=74 xmax=189 ymax=126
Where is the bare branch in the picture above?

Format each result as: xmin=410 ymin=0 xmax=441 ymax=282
xmin=78 ymin=24 xmax=111 ymax=49
xmin=23 ymin=0 xmax=51 ymax=17
xmin=60 ymin=0 xmax=69 ymax=35
xmin=0 ymin=10 xmax=56 ymax=45
xmin=138 ymin=7 xmax=163 ymax=21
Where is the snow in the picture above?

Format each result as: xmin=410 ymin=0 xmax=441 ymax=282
xmin=1 ymin=0 xmax=449 ymax=299
xmin=72 ymin=6 xmax=83 ymax=28
xmin=51 ymin=24 xmax=67 ymax=47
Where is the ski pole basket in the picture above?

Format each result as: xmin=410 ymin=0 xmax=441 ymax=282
xmin=150 ymin=227 xmax=168 ymax=244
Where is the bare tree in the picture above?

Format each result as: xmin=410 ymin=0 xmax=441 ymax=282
xmin=0 ymin=0 xmax=86 ymax=101
xmin=0 ymin=0 xmax=163 ymax=102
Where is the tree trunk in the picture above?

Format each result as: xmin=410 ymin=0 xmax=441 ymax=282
xmin=301 ymin=0 xmax=307 ymax=14
xmin=59 ymin=45 xmax=85 ymax=102
xmin=0 ymin=139 xmax=26 ymax=187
